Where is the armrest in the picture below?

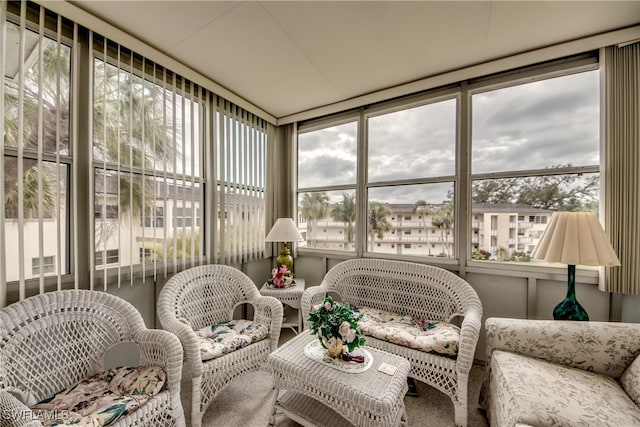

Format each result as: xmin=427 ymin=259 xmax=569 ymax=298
xmin=249 ymin=295 xmax=283 ymax=352
xmin=456 ymin=306 xmax=482 ymax=375
xmin=0 ymin=391 xmax=42 ymax=427
xmin=133 ymin=329 xmax=184 ymax=393
xmin=158 ymin=317 xmax=204 ymax=378
xmin=485 ymin=317 xmax=640 ymax=377
xmin=301 ymin=285 xmax=329 ymax=329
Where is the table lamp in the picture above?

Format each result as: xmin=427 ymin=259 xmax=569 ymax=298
xmin=531 ymin=211 xmax=620 ymax=320
xmin=265 ymin=218 xmax=304 ymax=273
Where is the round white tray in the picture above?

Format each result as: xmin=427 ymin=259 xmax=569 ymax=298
xmin=303 ymin=339 xmax=373 ymax=373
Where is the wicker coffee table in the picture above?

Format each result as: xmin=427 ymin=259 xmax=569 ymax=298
xmin=268 ymin=330 xmax=410 ymax=427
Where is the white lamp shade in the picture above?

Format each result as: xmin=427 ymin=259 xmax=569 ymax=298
xmin=531 ymin=211 xmax=620 ymax=267
xmin=265 ymin=218 xmax=304 ymax=243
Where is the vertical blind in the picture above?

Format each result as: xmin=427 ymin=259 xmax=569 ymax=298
xmin=0 ymin=0 xmax=268 ymax=305
xmin=90 ymin=32 xmax=267 ymax=288
xmin=0 ymin=1 xmax=75 ymax=304
xmin=216 ymin=100 xmax=267 ymax=266
xmin=602 ymin=42 xmax=640 ymax=294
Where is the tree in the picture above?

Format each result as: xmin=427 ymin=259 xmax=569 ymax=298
xmin=432 ymin=202 xmax=454 ymax=257
xmin=368 ymin=201 xmax=392 ymax=252
xmin=472 ymin=165 xmax=599 ymax=212
xmin=299 ymin=192 xmax=329 ymax=247
xmin=331 ymin=193 xmax=356 ymax=248
xmin=3 ymin=36 xmax=70 ymax=219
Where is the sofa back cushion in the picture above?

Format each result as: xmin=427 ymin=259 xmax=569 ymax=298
xmin=621 ymin=354 xmax=640 ymax=406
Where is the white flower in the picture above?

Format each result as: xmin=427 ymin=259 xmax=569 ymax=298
xmin=345 ymin=328 xmax=356 ymax=343
xmin=324 ymin=301 xmax=333 ymax=311
xmin=338 ymin=321 xmax=351 ymax=338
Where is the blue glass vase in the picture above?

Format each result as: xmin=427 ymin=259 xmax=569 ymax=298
xmin=553 ymin=264 xmax=589 ymax=321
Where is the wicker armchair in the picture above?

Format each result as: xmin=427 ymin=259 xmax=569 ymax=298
xmin=157 ymin=264 xmax=282 ymax=427
xmin=301 ymin=258 xmax=483 ymax=427
xmin=0 ymin=289 xmax=185 ymax=427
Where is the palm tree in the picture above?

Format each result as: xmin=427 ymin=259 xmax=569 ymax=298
xmin=299 ymin=192 xmax=329 ymax=247
xmin=368 ymin=201 xmax=392 ymax=252
xmin=331 ymin=193 xmax=356 ymax=248
xmin=432 ymin=202 xmax=454 ymax=257
xmin=3 ymin=35 xmax=71 ymax=218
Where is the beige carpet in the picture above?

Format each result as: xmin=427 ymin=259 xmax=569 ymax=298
xmin=180 ymin=330 xmax=489 ymax=427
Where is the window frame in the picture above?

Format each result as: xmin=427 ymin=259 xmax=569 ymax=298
xmin=295 ymin=54 xmax=602 ymax=281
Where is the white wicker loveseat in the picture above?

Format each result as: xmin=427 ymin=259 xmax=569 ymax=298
xmin=301 ymin=258 xmax=483 ymax=427
xmin=157 ymin=264 xmax=283 ymax=427
xmin=0 ymin=289 xmax=185 ymax=427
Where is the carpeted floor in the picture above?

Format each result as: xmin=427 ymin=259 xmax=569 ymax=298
xmin=181 ymin=329 xmax=489 ymax=427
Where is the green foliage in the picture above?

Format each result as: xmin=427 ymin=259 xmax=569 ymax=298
xmin=472 ymin=165 xmax=599 ymax=212
xmin=331 ymin=193 xmax=356 ymax=243
xmin=471 ymin=249 xmax=491 ymax=260
xmin=510 ymin=251 xmax=531 ymax=262
xmin=307 ymin=296 xmax=366 ymax=353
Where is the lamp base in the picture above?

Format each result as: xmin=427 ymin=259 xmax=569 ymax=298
xmin=553 ymin=264 xmax=589 ymax=321
xmin=275 ymin=246 xmax=294 ymax=273
xmin=553 ymin=298 xmax=589 ymax=321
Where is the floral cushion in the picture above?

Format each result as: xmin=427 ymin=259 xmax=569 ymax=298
xmin=621 ymin=354 xmax=640 ymax=406
xmin=196 ymin=319 xmax=269 ymax=361
xmin=31 ymin=366 xmax=166 ymax=427
xmin=354 ymin=306 xmax=460 ymax=356
xmin=489 ymin=350 xmax=640 ymax=426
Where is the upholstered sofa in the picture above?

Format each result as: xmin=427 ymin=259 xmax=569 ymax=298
xmin=482 ymin=317 xmax=640 ymax=427
xmin=301 ymin=259 xmax=483 ymax=427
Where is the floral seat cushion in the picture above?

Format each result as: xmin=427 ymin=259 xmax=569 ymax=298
xmin=490 ymin=350 xmax=640 ymax=426
xmin=196 ymin=319 xmax=269 ymax=361
xmin=31 ymin=365 xmax=166 ymax=427
xmin=354 ymin=306 xmax=460 ymax=356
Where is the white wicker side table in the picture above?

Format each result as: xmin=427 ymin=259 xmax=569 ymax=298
xmin=260 ymin=278 xmax=305 ymax=332
xmin=268 ymin=330 xmax=410 ymax=427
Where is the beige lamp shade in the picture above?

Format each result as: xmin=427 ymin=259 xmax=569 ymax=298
xmin=531 ymin=211 xmax=620 ymax=267
xmin=265 ymin=218 xmax=304 ymax=243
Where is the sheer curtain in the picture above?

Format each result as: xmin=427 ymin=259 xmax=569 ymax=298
xmin=602 ymin=42 xmax=640 ymax=294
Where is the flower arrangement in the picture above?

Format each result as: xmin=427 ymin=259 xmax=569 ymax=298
xmin=267 ymin=265 xmax=294 ymax=288
xmin=307 ymin=296 xmax=366 ymax=360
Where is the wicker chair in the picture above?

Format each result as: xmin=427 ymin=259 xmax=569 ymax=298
xmin=301 ymin=258 xmax=483 ymax=427
xmin=0 ymin=289 xmax=185 ymax=427
xmin=157 ymin=264 xmax=282 ymax=427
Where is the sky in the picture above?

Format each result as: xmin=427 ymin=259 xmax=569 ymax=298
xmin=297 ymin=69 xmax=600 ymax=205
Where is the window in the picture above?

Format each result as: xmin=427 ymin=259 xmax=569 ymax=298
xmin=2 ymin=3 xmax=73 ymax=287
xmin=298 ymin=119 xmax=357 ymax=252
xmin=296 ymin=56 xmax=599 ymax=268
xmin=142 ymin=207 xmax=164 ymax=228
xmin=471 ymin=69 xmax=600 ymax=263
xmin=367 ymin=98 xmax=457 ymax=257
xmin=95 ymin=249 xmax=119 ymax=266
xmin=92 ymin=38 xmax=205 ymax=279
xmin=31 ymin=256 xmax=55 ymax=276
xmin=173 ymin=207 xmax=200 ymax=227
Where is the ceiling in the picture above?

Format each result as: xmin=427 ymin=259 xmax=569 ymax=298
xmin=69 ymin=1 xmax=640 ymax=120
